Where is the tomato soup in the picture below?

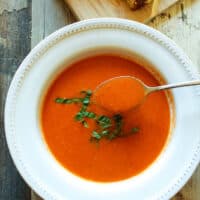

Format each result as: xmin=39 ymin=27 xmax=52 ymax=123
xmin=41 ymin=55 xmax=171 ymax=182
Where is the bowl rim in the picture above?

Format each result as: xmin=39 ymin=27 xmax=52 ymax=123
xmin=4 ymin=18 xmax=200 ymax=200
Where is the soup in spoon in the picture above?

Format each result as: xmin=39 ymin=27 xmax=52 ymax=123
xmin=93 ymin=76 xmax=146 ymax=112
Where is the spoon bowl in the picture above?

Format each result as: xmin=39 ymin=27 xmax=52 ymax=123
xmin=93 ymin=76 xmax=200 ymax=112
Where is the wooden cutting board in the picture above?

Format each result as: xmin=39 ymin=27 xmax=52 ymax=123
xmin=64 ymin=0 xmax=178 ymax=22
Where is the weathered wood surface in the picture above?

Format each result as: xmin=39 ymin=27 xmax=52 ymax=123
xmin=149 ymin=1 xmax=200 ymax=199
xmin=31 ymin=0 xmax=75 ymax=199
xmin=31 ymin=0 xmax=75 ymax=48
xmin=0 ymin=0 xmax=199 ymax=199
xmin=0 ymin=0 xmax=31 ymax=199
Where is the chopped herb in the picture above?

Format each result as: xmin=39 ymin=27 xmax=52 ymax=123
xmin=113 ymin=114 xmax=122 ymax=122
xmin=81 ymin=90 xmax=92 ymax=96
xmin=112 ymin=114 xmax=123 ymax=138
xmin=92 ymin=131 xmax=101 ymax=140
xmin=82 ymin=98 xmax=90 ymax=105
xmin=80 ymin=105 xmax=87 ymax=112
xmin=55 ymin=98 xmax=70 ymax=104
xmin=55 ymin=97 xmax=82 ymax=104
xmin=82 ymin=111 xmax=89 ymax=116
xmin=82 ymin=120 xmax=89 ymax=128
xmin=108 ymin=133 xmax=117 ymax=140
xmin=72 ymin=98 xmax=83 ymax=103
xmin=131 ymin=127 xmax=140 ymax=133
xmin=97 ymin=115 xmax=112 ymax=129
xmin=87 ymin=112 xmax=96 ymax=119
xmin=55 ymin=89 xmax=139 ymax=143
xmin=101 ymin=130 xmax=109 ymax=136
xmin=74 ymin=112 xmax=84 ymax=121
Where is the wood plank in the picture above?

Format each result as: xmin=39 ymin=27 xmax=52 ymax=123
xmin=148 ymin=0 xmax=200 ymax=199
xmin=0 ymin=0 xmax=32 ymax=199
xmin=64 ymin=0 xmax=178 ymax=22
xmin=0 ymin=0 xmax=28 ymax=14
xmin=31 ymin=0 xmax=75 ymax=48
xmin=148 ymin=0 xmax=200 ymax=77
xmin=31 ymin=0 xmax=75 ymax=199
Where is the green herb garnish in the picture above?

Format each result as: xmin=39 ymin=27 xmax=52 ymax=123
xmin=55 ymin=90 xmax=139 ymax=142
xmin=87 ymin=112 xmax=96 ymax=119
xmin=109 ymin=114 xmax=123 ymax=139
xmin=131 ymin=127 xmax=139 ymax=133
xmin=82 ymin=120 xmax=89 ymax=128
xmin=74 ymin=112 xmax=84 ymax=121
xmin=55 ymin=97 xmax=82 ymax=104
xmin=92 ymin=131 xmax=102 ymax=140
xmin=97 ymin=115 xmax=112 ymax=129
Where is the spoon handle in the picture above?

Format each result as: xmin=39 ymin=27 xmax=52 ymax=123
xmin=148 ymin=80 xmax=200 ymax=93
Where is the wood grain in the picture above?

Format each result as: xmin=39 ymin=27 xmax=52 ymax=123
xmin=31 ymin=0 xmax=75 ymax=199
xmin=149 ymin=0 xmax=200 ymax=69
xmin=0 ymin=0 xmax=31 ymax=199
xmin=31 ymin=0 xmax=75 ymax=48
xmin=0 ymin=0 xmax=28 ymax=14
xmin=64 ymin=0 xmax=178 ymax=22
xmin=149 ymin=1 xmax=200 ymax=199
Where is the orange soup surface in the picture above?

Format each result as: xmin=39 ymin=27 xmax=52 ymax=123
xmin=41 ymin=55 xmax=171 ymax=182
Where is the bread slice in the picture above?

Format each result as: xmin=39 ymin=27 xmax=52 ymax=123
xmin=126 ymin=0 xmax=152 ymax=10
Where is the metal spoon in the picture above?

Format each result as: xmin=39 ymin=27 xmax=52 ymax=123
xmin=142 ymin=78 xmax=200 ymax=94
xmin=93 ymin=76 xmax=200 ymax=112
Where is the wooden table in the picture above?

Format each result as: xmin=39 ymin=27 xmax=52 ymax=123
xmin=0 ymin=0 xmax=199 ymax=199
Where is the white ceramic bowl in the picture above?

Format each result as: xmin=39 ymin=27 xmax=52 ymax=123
xmin=5 ymin=18 xmax=200 ymax=200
